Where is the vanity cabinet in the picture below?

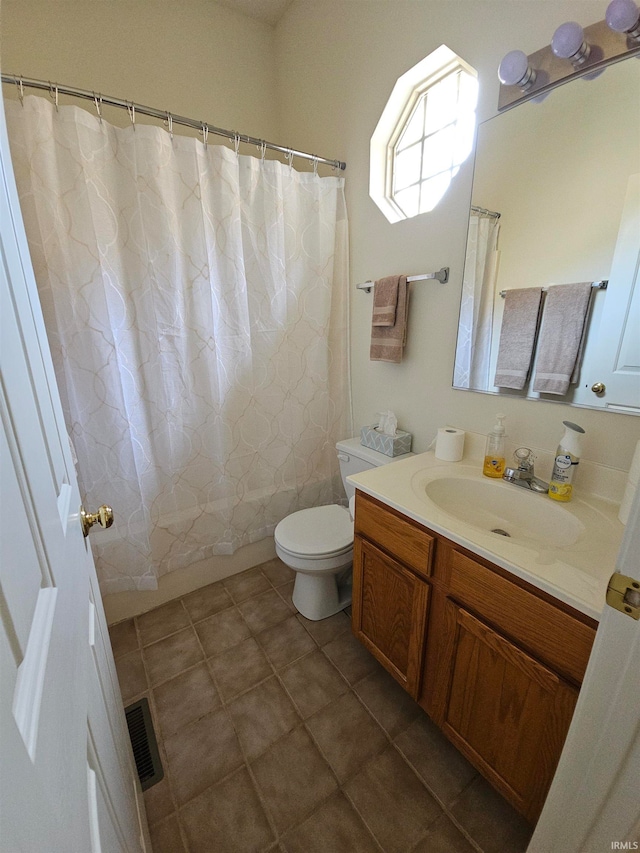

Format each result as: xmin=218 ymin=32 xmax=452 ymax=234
xmin=352 ymin=495 xmax=433 ymax=698
xmin=352 ymin=491 xmax=597 ymax=822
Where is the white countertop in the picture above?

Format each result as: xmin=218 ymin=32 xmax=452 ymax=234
xmin=348 ymin=450 xmax=625 ymax=621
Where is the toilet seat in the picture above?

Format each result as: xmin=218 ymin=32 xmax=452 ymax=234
xmin=274 ymin=504 xmax=353 ymax=559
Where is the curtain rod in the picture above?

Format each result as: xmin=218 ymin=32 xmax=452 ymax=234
xmin=471 ymin=205 xmax=501 ymax=219
xmin=1 ymin=74 xmax=347 ymax=172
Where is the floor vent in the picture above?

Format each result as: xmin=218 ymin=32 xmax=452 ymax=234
xmin=124 ymin=697 xmax=164 ymax=791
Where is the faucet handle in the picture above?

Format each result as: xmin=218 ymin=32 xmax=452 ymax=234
xmin=514 ymin=447 xmax=535 ymax=471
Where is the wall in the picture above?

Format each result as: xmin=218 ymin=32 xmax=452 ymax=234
xmin=1 ymin=0 xmax=282 ymax=622
xmin=2 ymin=0 xmax=638 ymax=619
xmin=275 ymin=0 xmax=640 ymax=471
xmin=0 ymin=0 xmax=280 ymax=141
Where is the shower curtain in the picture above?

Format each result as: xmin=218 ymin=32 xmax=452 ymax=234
xmin=6 ymin=96 xmax=351 ymax=594
xmin=454 ymin=212 xmax=500 ymax=390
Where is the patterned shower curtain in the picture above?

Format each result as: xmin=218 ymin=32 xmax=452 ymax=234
xmin=454 ymin=212 xmax=500 ymax=390
xmin=6 ymin=96 xmax=351 ymax=594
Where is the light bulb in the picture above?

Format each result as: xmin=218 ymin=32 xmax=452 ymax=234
xmin=498 ymin=50 xmax=537 ymax=88
xmin=551 ymin=22 xmax=591 ymax=65
xmin=606 ymin=0 xmax=640 ymax=37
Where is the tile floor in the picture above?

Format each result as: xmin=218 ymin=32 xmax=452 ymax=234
xmin=110 ymin=558 xmax=533 ymax=853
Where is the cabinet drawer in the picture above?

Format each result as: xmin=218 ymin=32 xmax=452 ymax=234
xmin=448 ymin=549 xmax=596 ymax=685
xmin=355 ymin=492 xmax=434 ymax=579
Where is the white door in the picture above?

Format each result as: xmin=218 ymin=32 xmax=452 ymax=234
xmin=0 ymin=98 xmax=147 ymax=851
xmin=583 ymin=173 xmax=640 ymax=413
xmin=528 ymin=485 xmax=640 ymax=852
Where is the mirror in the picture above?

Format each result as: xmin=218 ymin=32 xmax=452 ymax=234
xmin=453 ymin=57 xmax=640 ymax=414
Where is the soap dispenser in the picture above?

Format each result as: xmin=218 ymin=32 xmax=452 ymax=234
xmin=483 ymin=414 xmax=506 ymax=479
xmin=549 ymin=421 xmax=585 ymax=502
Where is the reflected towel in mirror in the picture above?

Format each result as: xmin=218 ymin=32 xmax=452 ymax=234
xmin=494 ymin=287 xmax=543 ymax=389
xmin=532 ymin=282 xmax=594 ymax=395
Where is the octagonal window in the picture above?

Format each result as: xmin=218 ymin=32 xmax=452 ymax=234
xmin=371 ymin=46 xmax=478 ymax=223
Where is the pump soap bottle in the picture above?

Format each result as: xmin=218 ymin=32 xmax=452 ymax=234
xmin=549 ymin=421 xmax=585 ymax=502
xmin=483 ymin=414 xmax=506 ymax=479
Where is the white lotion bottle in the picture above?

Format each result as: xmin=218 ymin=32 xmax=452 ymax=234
xmin=549 ymin=421 xmax=585 ymax=502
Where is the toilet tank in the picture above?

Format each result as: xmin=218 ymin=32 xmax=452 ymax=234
xmin=336 ymin=437 xmax=413 ymax=501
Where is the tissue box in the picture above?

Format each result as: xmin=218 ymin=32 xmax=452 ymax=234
xmin=361 ymin=425 xmax=412 ymax=457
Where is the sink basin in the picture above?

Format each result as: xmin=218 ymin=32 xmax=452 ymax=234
xmin=423 ymin=476 xmax=585 ymax=548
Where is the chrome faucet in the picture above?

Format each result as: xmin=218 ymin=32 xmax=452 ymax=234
xmin=502 ymin=448 xmax=549 ymax=493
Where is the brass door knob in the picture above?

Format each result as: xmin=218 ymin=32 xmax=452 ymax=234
xmin=591 ymin=382 xmax=606 ymax=395
xmin=80 ymin=504 xmax=114 ymax=538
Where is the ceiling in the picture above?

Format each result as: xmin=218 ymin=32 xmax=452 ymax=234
xmin=214 ymin=0 xmax=294 ymax=26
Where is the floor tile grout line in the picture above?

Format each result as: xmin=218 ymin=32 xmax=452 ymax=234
xmin=133 ymin=640 xmax=185 ymax=846
xmin=119 ymin=569 xmax=372 ymax=847
xmin=191 ymin=588 xmax=377 ymax=847
xmin=114 ymin=564 xmax=518 ymax=853
xmin=185 ymin=590 xmax=284 ymax=849
xmin=392 ymin=743 xmax=486 ymax=853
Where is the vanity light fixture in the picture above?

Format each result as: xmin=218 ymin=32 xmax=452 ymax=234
xmin=551 ymin=22 xmax=591 ymax=66
xmin=498 ymin=50 xmax=537 ymax=89
xmin=497 ymin=3 xmax=640 ymax=110
xmin=606 ymin=0 xmax=640 ymax=38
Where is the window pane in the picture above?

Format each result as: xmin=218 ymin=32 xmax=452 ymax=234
xmin=395 ymin=185 xmax=420 ymax=218
xmin=394 ymin=143 xmax=422 ymax=192
xmin=419 ymin=172 xmax=451 ymax=213
xmin=424 ymin=72 xmax=459 ymax=134
xmin=396 ymin=98 xmax=425 ymax=152
xmin=384 ymin=53 xmax=477 ymax=221
xmin=422 ymin=125 xmax=454 ymax=179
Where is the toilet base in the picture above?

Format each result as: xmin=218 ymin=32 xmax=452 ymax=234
xmin=292 ymin=569 xmax=352 ymax=621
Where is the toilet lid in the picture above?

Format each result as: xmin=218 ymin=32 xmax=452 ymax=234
xmin=275 ymin=505 xmax=353 ymax=557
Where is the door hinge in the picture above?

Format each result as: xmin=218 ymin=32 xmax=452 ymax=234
xmin=606 ymin=573 xmax=640 ymax=620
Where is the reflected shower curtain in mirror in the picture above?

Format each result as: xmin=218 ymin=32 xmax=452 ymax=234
xmin=6 ymin=96 xmax=350 ymax=593
xmin=454 ymin=213 xmax=500 ymax=389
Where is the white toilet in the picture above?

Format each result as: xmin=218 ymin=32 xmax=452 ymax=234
xmin=274 ymin=436 xmax=412 ymax=621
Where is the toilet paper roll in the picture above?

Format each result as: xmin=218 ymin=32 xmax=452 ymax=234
xmin=435 ymin=427 xmax=465 ymax=462
xmin=618 ymin=480 xmax=636 ymax=525
xmin=627 ymin=439 xmax=640 ymax=487
xmin=348 ymin=495 xmax=356 ymax=521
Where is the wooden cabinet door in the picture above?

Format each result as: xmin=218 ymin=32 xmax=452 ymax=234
xmin=352 ymin=535 xmax=429 ymax=698
xmin=441 ymin=602 xmax=578 ymax=821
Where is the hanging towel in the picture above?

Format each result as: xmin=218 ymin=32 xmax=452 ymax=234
xmin=532 ymin=282 xmax=593 ymax=395
xmin=370 ymin=275 xmax=409 ymax=363
xmin=371 ymin=275 xmax=400 ymax=327
xmin=493 ymin=287 xmax=543 ymax=389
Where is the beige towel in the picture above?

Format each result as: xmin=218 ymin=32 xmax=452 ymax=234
xmin=532 ymin=282 xmax=593 ymax=395
xmin=494 ymin=287 xmax=543 ymax=389
xmin=370 ymin=276 xmax=409 ymax=363
xmin=371 ymin=275 xmax=400 ymax=327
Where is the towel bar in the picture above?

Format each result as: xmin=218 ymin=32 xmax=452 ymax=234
xmin=499 ymin=280 xmax=608 ymax=298
xmin=356 ymin=267 xmax=449 ymax=293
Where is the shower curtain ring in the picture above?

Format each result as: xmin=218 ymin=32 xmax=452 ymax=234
xmin=200 ymin=122 xmax=209 ymax=147
xmin=127 ymin=102 xmax=136 ymax=130
xmin=165 ymin=112 xmax=174 ymax=141
xmin=233 ymin=132 xmax=240 ymax=156
xmin=286 ymin=148 xmax=294 ymax=172
xmin=93 ymin=93 xmax=103 ymax=123
xmin=312 ymin=155 xmax=319 ymax=177
xmin=16 ymin=76 xmax=25 ymax=106
xmin=49 ymin=82 xmax=59 ymax=112
xmin=258 ymin=140 xmax=267 ymax=163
